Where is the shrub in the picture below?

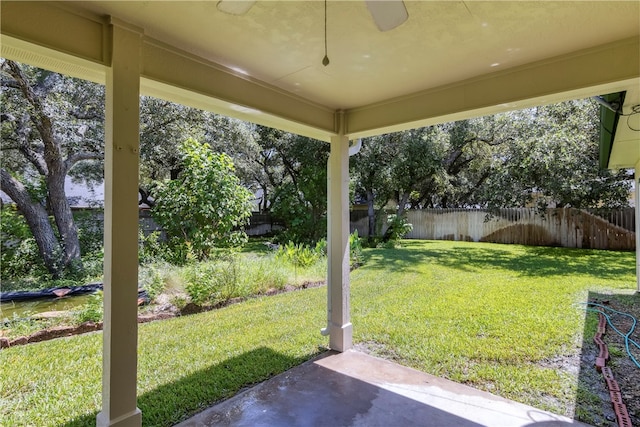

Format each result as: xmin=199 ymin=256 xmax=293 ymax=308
xmin=276 ymin=241 xmax=322 ymax=268
xmin=74 ymin=210 xmax=103 ymax=255
xmin=349 ymin=230 xmax=364 ymax=267
xmin=182 ymin=257 xmax=250 ymax=305
xmin=383 ymin=214 xmax=413 ymax=244
xmin=138 ymin=263 xmax=170 ymax=301
xmin=151 ymin=138 xmax=253 ymax=262
xmin=74 ymin=291 xmax=103 ymax=323
xmin=0 ymin=205 xmax=48 ymax=281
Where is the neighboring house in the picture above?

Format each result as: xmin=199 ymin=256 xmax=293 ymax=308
xmin=1 ymin=176 xmax=104 ymax=208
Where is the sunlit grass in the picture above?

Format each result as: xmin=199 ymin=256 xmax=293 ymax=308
xmin=0 ymin=240 xmax=635 ymax=425
xmin=350 ymin=240 xmax=635 ymax=415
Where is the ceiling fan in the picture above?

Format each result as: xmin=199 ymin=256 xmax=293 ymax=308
xmin=216 ymin=0 xmax=408 ymax=32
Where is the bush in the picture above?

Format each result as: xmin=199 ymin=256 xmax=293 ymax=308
xmin=138 ymin=263 xmax=170 ymax=301
xmin=276 ymin=241 xmax=322 ymax=268
xmin=182 ymin=256 xmax=250 ymax=305
xmin=74 ymin=291 xmax=103 ymax=323
xmin=349 ymin=230 xmax=364 ymax=267
xmin=151 ymin=138 xmax=253 ymax=262
xmin=0 ymin=205 xmax=48 ymax=281
xmin=1 ymin=205 xmax=105 ymax=286
xmin=383 ymin=214 xmax=413 ymax=244
xmin=74 ymin=210 xmax=103 ymax=255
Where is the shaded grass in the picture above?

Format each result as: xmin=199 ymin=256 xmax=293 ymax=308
xmin=1 ymin=289 xmax=327 ymax=426
xmin=0 ymin=240 xmax=635 ymax=425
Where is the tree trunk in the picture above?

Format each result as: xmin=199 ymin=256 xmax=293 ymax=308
xmin=397 ymin=192 xmax=410 ymax=217
xmin=1 ymin=169 xmax=62 ymax=276
xmin=366 ymin=189 xmax=375 ymax=237
xmin=3 ymin=59 xmax=84 ymax=275
xmin=47 ymin=165 xmax=82 ymax=272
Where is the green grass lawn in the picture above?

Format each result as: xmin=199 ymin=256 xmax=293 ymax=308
xmin=0 ymin=240 xmax=635 ymax=426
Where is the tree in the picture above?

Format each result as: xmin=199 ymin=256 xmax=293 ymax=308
xmin=139 ymin=96 xmax=208 ymax=184
xmin=351 ymin=98 xmax=631 ymax=239
xmin=151 ymin=138 xmax=253 ymax=261
xmin=0 ymin=59 xmax=104 ymax=277
xmin=481 ymin=99 xmax=632 ymax=210
xmin=350 ymin=133 xmax=398 ymax=237
xmin=256 ymin=127 xmax=330 ymax=243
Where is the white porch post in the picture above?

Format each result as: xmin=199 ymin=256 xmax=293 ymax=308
xmin=97 ymin=19 xmax=142 ymax=427
xmin=327 ymin=133 xmax=353 ymax=351
xmin=636 ymin=161 xmax=640 ymax=293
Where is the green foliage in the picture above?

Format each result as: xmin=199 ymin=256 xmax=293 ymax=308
xmin=73 ymin=210 xmax=104 ymax=255
xmin=349 ymin=230 xmax=364 ymax=267
xmin=276 ymin=241 xmax=323 ymax=268
xmin=74 ymin=291 xmax=103 ymax=323
xmin=259 ymin=129 xmax=329 ymax=244
xmin=151 ymin=138 xmax=253 ymax=262
xmin=482 ymin=100 xmax=631 ymax=210
xmin=386 ymin=214 xmax=413 ymax=239
xmin=138 ymin=231 xmax=191 ymax=265
xmin=1 ymin=241 xmax=635 ymax=426
xmin=1 ymin=206 xmax=105 ymax=286
xmin=138 ymin=263 xmax=170 ymax=301
xmin=182 ymin=256 xmax=250 ymax=305
xmin=275 ymin=232 xmax=362 ymax=269
xmin=1 ymin=60 xmax=104 ymax=276
xmin=180 ymin=247 xmax=328 ymax=306
xmin=0 ymin=205 xmax=48 ymax=280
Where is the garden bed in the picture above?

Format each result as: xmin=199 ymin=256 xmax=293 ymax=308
xmin=0 ymin=281 xmax=326 ymax=348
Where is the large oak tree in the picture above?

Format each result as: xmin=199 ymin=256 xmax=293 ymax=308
xmin=1 ymin=59 xmax=104 ymax=276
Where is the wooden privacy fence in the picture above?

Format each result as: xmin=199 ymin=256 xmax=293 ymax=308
xmin=351 ymin=208 xmax=636 ymax=251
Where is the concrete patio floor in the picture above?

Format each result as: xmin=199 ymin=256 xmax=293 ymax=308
xmin=176 ymin=350 xmax=591 ymax=427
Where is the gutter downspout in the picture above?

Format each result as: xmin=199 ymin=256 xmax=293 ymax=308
xmin=321 ymin=139 xmax=361 ymax=336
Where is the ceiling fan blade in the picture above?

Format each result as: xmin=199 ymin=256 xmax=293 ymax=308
xmin=216 ymin=0 xmax=256 ymax=16
xmin=365 ymin=0 xmax=408 ymax=32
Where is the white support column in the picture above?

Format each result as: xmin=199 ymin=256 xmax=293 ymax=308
xmin=635 ymin=161 xmax=640 ymax=293
xmin=97 ymin=19 xmax=142 ymax=427
xmin=327 ymin=133 xmax=353 ymax=351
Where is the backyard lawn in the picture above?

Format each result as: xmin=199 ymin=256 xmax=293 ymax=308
xmin=0 ymin=240 xmax=636 ymax=426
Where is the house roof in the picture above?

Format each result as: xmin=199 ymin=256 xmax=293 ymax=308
xmin=1 ymin=1 xmax=639 ymax=155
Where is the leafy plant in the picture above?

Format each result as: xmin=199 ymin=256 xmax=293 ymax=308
xmin=138 ymin=263 xmax=170 ymax=301
xmin=383 ymin=214 xmax=413 ymax=244
xmin=349 ymin=230 xmax=364 ymax=267
xmin=276 ymin=241 xmax=322 ymax=268
xmin=0 ymin=205 xmax=48 ymax=280
xmin=182 ymin=257 xmax=248 ymax=305
xmin=151 ymin=138 xmax=253 ymax=262
xmin=74 ymin=291 xmax=103 ymax=323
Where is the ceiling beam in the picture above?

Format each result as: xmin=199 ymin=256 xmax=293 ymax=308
xmin=1 ymin=1 xmax=337 ymax=141
xmin=141 ymin=38 xmax=336 ymax=141
xmin=346 ymin=37 xmax=640 ymax=138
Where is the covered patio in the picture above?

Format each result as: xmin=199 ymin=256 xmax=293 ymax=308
xmin=176 ymin=350 xmax=589 ymax=427
xmin=1 ymin=2 xmax=638 ymax=426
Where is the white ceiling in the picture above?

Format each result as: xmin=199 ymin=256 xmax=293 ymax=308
xmin=73 ymin=1 xmax=640 ymax=110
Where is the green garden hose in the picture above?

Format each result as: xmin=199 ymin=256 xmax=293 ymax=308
xmin=579 ymin=302 xmax=640 ymax=369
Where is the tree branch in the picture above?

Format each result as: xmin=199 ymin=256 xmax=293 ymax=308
xmin=4 ymin=60 xmax=61 ymax=172
xmin=0 ymin=167 xmax=36 ymax=206
xmin=65 ymin=152 xmax=104 ymax=173
xmin=69 ymin=110 xmax=102 ymax=120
